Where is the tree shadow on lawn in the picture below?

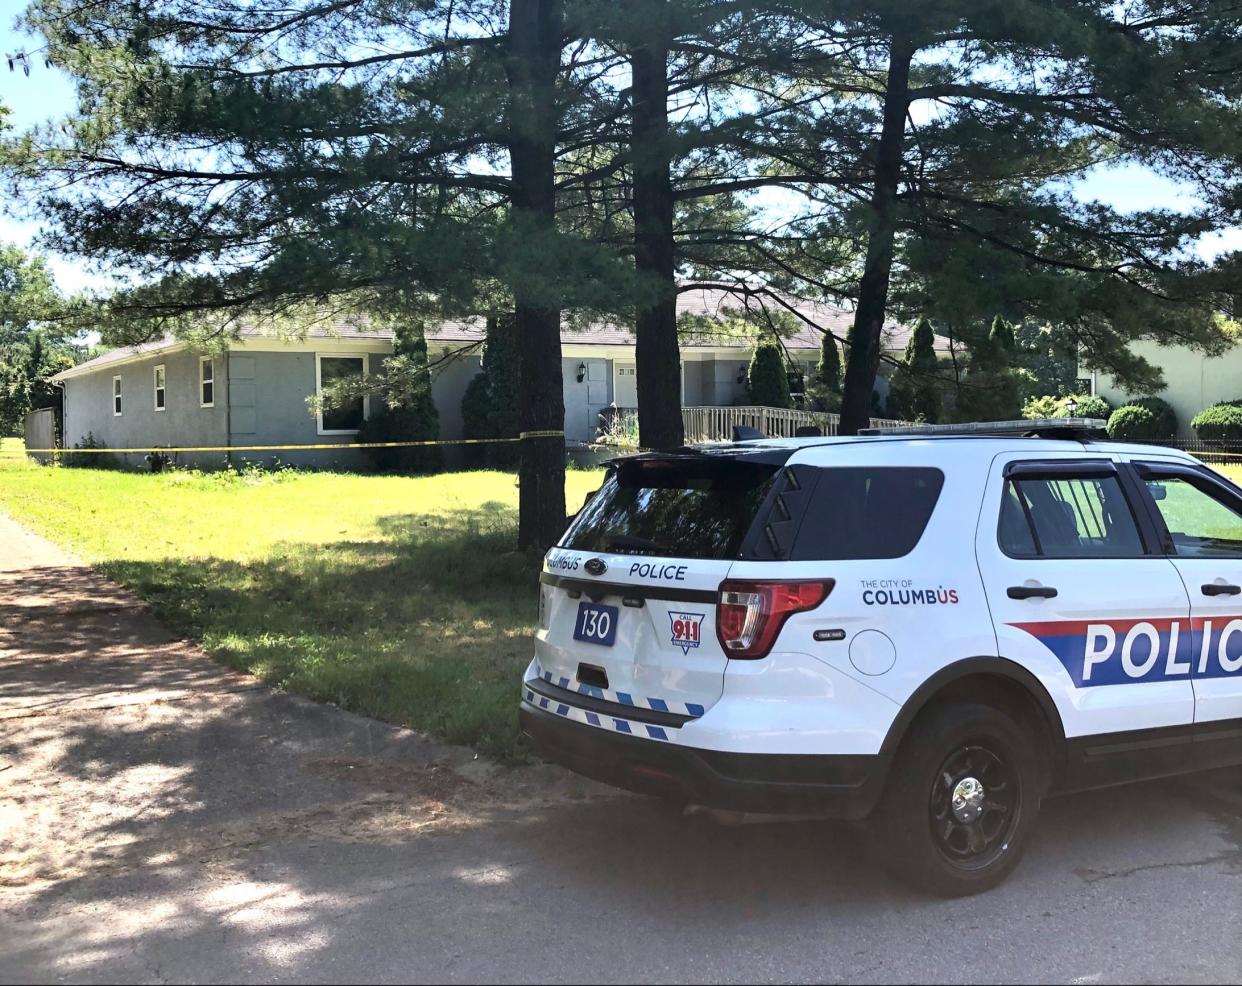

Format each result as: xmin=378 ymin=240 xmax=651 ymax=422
xmin=95 ymin=504 xmax=545 ymax=763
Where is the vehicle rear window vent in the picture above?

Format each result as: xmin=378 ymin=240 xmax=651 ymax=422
xmin=745 ymin=465 xmax=820 ymax=560
xmin=764 ymin=524 xmax=782 ymax=556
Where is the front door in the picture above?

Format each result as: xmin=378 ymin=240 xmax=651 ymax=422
xmin=976 ymin=454 xmax=1195 ymax=757
xmin=614 ymin=363 xmax=637 ymax=409
xmin=1130 ymin=460 xmax=1242 ymax=731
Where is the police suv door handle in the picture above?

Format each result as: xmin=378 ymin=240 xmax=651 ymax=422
xmin=1007 ymin=585 xmax=1058 ymax=600
xmin=1201 ymin=582 xmax=1242 ymax=596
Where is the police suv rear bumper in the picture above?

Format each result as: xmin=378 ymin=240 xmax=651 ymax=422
xmin=520 ymin=700 xmax=889 ymax=819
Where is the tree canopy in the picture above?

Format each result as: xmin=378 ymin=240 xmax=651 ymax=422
xmin=3 ymin=0 xmax=1242 ymax=496
xmin=0 ymin=244 xmax=71 ymax=436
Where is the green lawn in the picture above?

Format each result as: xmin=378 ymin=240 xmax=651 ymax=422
xmin=3 ymin=446 xmax=1240 ymax=761
xmin=0 ymin=456 xmax=602 ymax=761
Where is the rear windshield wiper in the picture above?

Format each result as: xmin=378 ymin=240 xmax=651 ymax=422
xmin=605 ymin=535 xmax=666 ymax=555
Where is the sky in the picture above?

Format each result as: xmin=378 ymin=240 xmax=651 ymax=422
xmin=1 ymin=17 xmax=1240 ymax=297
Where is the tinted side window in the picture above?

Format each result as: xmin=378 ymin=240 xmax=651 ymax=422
xmin=1000 ymin=475 xmax=1143 ymax=558
xmin=790 ymin=467 xmax=944 ymax=560
xmin=1144 ymin=475 xmax=1242 ymax=558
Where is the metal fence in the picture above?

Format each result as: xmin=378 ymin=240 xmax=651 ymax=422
xmin=681 ymin=405 xmax=911 ymax=443
xmin=1139 ymin=439 xmax=1242 ymax=466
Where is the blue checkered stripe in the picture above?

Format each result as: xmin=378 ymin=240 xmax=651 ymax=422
xmin=533 ymin=662 xmax=706 ymax=717
xmin=525 ymin=686 xmax=678 ymax=741
xmin=528 ymin=662 xmax=706 ymax=742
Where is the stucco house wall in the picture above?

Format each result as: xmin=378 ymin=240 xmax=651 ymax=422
xmin=61 ymin=346 xmax=229 ymax=469
xmin=432 ymin=352 xmax=482 ymax=441
xmin=1088 ymin=339 xmax=1242 ymax=439
xmin=227 ymin=350 xmax=375 ymax=469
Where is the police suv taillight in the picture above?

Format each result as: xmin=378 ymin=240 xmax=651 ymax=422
xmin=716 ymin=579 xmax=834 ymax=659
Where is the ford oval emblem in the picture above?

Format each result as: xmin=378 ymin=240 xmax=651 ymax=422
xmin=584 ymin=558 xmax=607 ymax=577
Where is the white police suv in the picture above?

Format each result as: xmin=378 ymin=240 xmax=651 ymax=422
xmin=519 ymin=419 xmax=1242 ymax=894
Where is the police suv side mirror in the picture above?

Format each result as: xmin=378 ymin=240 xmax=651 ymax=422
xmin=1150 ymin=484 xmax=1168 ymax=501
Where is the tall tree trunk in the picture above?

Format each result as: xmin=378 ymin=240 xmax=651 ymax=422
xmin=839 ymin=37 xmax=915 ymax=434
xmin=631 ymin=36 xmax=684 ymax=450
xmin=506 ymin=0 xmax=567 ymax=550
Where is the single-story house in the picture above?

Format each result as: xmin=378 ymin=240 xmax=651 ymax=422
xmin=1086 ymin=337 xmax=1242 ymax=439
xmin=49 ymin=288 xmax=929 ymax=469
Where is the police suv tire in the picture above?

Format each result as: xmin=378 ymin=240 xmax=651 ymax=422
xmin=872 ymin=701 xmax=1041 ymax=897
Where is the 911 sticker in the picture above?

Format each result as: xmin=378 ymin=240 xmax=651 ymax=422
xmin=669 ymin=611 xmax=705 ymax=654
xmin=1011 ymin=617 xmax=1242 ymax=687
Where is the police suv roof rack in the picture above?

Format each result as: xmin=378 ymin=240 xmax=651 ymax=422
xmin=858 ymin=417 xmax=1109 ymax=439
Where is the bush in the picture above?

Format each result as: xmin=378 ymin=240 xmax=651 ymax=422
xmin=1106 ymin=405 xmax=1158 ymax=440
xmin=1065 ymin=394 xmax=1111 ymax=420
xmin=460 ymin=371 xmax=495 ymax=467
xmin=746 ymin=341 xmax=792 ymax=408
xmin=63 ymin=431 xmax=120 ymax=469
xmin=1192 ymin=401 xmax=1242 ymax=440
xmin=1021 ymin=395 xmax=1061 ymax=420
xmin=1021 ymin=393 xmax=1111 ymax=421
xmin=357 ymin=403 xmax=442 ymax=473
xmin=1107 ymin=397 xmax=1177 ymax=440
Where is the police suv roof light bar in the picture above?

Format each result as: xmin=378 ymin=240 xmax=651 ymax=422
xmin=858 ymin=418 xmax=1109 ymax=439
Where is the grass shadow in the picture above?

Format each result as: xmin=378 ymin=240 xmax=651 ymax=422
xmin=97 ymin=507 xmax=543 ymax=762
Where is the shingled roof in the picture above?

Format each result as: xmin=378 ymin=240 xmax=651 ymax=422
xmin=55 ymin=287 xmax=943 ymax=381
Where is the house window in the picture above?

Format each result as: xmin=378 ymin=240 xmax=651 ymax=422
xmin=315 ymin=353 xmax=368 ymax=434
xmin=113 ymin=375 xmax=122 ymax=416
xmin=154 ymin=365 xmax=167 ymax=411
xmin=200 ymin=357 xmax=215 ymax=408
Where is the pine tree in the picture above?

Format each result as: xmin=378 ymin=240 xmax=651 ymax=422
xmin=9 ymin=0 xmax=623 ymax=547
xmin=768 ymin=4 xmax=1242 ymax=432
xmin=957 ymin=315 xmax=1023 ymax=422
xmin=461 ymin=314 xmax=521 ymax=467
xmin=806 ymin=332 xmax=842 ymax=412
xmin=0 ymin=246 xmax=69 ymax=436
xmin=887 ymin=317 xmax=941 ymax=423
xmin=350 ymin=319 xmax=441 ymax=473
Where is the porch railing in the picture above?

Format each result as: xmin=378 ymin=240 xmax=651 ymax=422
xmin=681 ymin=405 xmax=911 ymax=443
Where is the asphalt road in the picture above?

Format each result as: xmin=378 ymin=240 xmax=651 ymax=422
xmin=1 ymin=513 xmax=1240 ymax=985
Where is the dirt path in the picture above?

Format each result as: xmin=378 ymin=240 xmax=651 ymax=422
xmin=2 ymin=512 xmax=1241 ymax=985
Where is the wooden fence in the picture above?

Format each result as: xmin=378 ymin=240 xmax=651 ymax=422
xmin=22 ymin=408 xmax=55 ymax=464
xmin=681 ymin=405 xmax=911 ymax=442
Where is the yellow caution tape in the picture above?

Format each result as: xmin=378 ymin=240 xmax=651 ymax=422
xmin=1190 ymin=450 xmax=1242 ymax=461
xmin=8 ymin=433 xmax=577 ymax=455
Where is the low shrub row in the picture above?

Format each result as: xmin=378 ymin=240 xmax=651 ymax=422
xmin=1021 ymin=393 xmax=1180 ymax=440
xmin=1191 ymin=399 xmax=1242 ymax=440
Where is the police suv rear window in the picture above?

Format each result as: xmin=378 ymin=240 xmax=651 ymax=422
xmin=561 ymin=456 xmax=781 ymax=560
xmin=786 ymin=467 xmax=944 ymax=560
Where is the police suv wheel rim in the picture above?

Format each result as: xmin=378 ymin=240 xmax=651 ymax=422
xmin=929 ymin=744 xmax=1019 ymax=869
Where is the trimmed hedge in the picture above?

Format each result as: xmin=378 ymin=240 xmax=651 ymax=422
xmin=1066 ymin=394 xmax=1111 ymax=420
xmin=1107 ymin=405 xmax=1158 ymax=440
xmin=1107 ymin=397 xmax=1177 ymax=440
xmin=1192 ymin=401 xmax=1242 ymax=440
